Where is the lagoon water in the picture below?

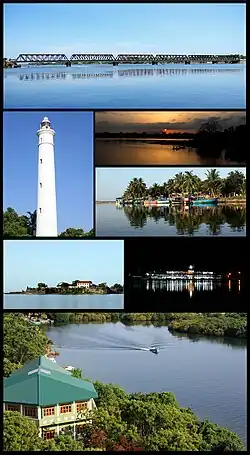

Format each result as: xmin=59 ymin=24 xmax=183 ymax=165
xmin=3 ymin=294 xmax=124 ymax=310
xmin=45 ymin=322 xmax=247 ymax=443
xmin=95 ymin=138 xmax=244 ymax=166
xmin=96 ymin=203 xmax=246 ymax=237
xmin=4 ymin=64 xmax=246 ymax=109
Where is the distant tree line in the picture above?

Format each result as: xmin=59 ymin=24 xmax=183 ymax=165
xmin=96 ymin=121 xmax=246 ymax=163
xmin=39 ymin=312 xmax=247 ymax=338
xmin=23 ymin=282 xmax=124 ymax=295
xmin=122 ymin=170 xmax=246 ymax=200
xmin=3 ymin=208 xmax=94 ymax=238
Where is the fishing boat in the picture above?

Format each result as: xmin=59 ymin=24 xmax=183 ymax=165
xmin=156 ymin=198 xmax=171 ymax=205
xmin=150 ymin=347 xmax=160 ymax=354
xmin=191 ymin=197 xmax=219 ymax=206
xmin=170 ymin=197 xmax=183 ymax=205
xmin=144 ymin=200 xmax=158 ymax=206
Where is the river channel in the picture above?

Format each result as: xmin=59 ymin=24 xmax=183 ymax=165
xmin=45 ymin=321 xmax=246 ymax=443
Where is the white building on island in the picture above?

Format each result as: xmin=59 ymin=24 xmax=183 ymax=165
xmin=36 ymin=117 xmax=58 ymax=237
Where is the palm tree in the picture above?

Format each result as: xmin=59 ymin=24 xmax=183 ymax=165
xmin=148 ymin=183 xmax=162 ymax=199
xmin=166 ymin=178 xmax=175 ymax=195
xmin=205 ymin=169 xmax=222 ymax=197
xmin=173 ymin=172 xmax=186 ymax=194
xmin=27 ymin=210 xmax=37 ymax=237
xmin=123 ymin=177 xmax=147 ymax=199
xmin=183 ymin=171 xmax=201 ymax=195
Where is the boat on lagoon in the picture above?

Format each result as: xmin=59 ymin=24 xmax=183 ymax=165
xmin=116 ymin=196 xmax=219 ymax=207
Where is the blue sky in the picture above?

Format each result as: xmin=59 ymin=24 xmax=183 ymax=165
xmin=4 ymin=3 xmax=246 ymax=57
xmin=96 ymin=167 xmax=246 ymax=200
xmin=3 ymin=112 xmax=93 ymax=233
xmin=4 ymin=240 xmax=124 ymax=292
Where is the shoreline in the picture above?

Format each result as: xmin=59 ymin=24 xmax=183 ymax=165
xmin=3 ymin=291 xmax=124 ymax=296
xmin=42 ymin=312 xmax=247 ymax=340
xmin=96 ymin=199 xmax=246 ymax=204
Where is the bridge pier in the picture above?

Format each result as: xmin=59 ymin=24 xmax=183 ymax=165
xmin=65 ymin=61 xmax=71 ymax=67
xmin=113 ymin=62 xmax=119 ymax=66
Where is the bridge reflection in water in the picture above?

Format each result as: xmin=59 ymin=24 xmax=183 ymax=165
xmin=17 ymin=67 xmax=243 ymax=82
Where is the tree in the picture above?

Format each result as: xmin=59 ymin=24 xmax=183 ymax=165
xmin=45 ymin=434 xmax=83 ymax=451
xmin=199 ymin=120 xmax=222 ymax=134
xmin=123 ymin=178 xmax=147 ymax=199
xmin=204 ymin=169 xmax=222 ymax=197
xmin=57 ymin=282 xmax=70 ymax=289
xmin=37 ymin=282 xmax=48 ymax=289
xmin=71 ymin=368 xmax=83 ymax=380
xmin=3 ymin=313 xmax=49 ymax=377
xmin=3 ymin=207 xmax=30 ymax=237
xmin=97 ymin=282 xmax=108 ymax=289
xmin=3 ymin=411 xmax=43 ymax=451
xmin=59 ymin=228 xmax=93 ymax=237
xmin=221 ymin=171 xmax=246 ymax=197
xmin=27 ymin=210 xmax=37 ymax=236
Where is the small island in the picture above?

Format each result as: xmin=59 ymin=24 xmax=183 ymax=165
xmin=6 ymin=280 xmax=124 ymax=295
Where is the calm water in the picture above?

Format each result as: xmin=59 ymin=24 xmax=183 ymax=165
xmin=45 ymin=322 xmax=247 ymax=443
xmin=3 ymin=294 xmax=124 ymax=310
xmin=96 ymin=204 xmax=246 ymax=237
xmin=95 ymin=139 xmax=241 ymax=166
xmin=126 ymin=279 xmax=245 ymax=312
xmin=4 ymin=64 xmax=246 ymax=108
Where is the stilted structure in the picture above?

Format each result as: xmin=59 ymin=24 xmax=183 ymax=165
xmin=36 ymin=117 xmax=57 ymax=237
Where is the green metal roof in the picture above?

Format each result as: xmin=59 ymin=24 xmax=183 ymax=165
xmin=4 ymin=356 xmax=98 ymax=406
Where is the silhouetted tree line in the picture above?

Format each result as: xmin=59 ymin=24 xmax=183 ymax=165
xmin=96 ymin=121 xmax=246 ymax=162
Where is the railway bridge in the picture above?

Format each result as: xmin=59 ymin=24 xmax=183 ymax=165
xmin=14 ymin=53 xmax=241 ymax=66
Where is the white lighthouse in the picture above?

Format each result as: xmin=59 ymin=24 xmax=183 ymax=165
xmin=36 ymin=117 xmax=58 ymax=237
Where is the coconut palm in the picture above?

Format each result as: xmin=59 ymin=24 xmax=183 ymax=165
xmin=173 ymin=172 xmax=186 ymax=194
xmin=183 ymin=171 xmax=201 ymax=195
xmin=205 ymin=169 xmax=222 ymax=197
xmin=148 ymin=183 xmax=162 ymax=199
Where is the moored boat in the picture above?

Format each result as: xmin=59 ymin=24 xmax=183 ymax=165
xmin=191 ymin=197 xmax=219 ymax=206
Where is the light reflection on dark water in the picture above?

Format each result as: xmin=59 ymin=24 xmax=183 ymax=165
xmin=95 ymin=139 xmax=245 ymax=165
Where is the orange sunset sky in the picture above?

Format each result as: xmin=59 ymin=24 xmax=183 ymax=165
xmin=95 ymin=111 xmax=246 ymax=134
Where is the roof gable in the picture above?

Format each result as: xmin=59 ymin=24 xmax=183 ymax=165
xmin=4 ymin=356 xmax=98 ymax=406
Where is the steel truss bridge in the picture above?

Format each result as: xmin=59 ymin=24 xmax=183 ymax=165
xmin=15 ymin=53 xmax=240 ymax=66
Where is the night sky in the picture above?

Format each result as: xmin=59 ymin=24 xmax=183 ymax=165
xmin=125 ymin=238 xmax=246 ymax=275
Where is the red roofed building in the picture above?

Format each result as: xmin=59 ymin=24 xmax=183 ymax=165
xmin=73 ymin=280 xmax=93 ymax=289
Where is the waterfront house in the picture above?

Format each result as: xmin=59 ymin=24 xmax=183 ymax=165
xmin=72 ymin=280 xmax=93 ymax=289
xmin=4 ymin=356 xmax=98 ymax=440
